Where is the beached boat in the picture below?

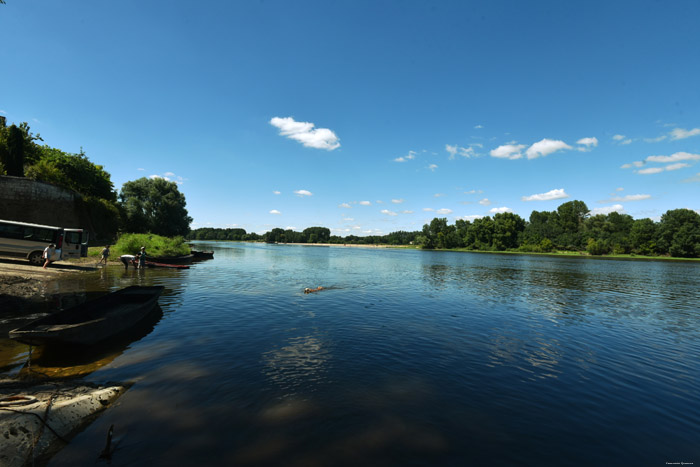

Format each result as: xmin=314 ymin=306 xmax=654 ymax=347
xmin=147 ymin=254 xmax=193 ymax=264
xmin=191 ymin=250 xmax=214 ymax=260
xmin=8 ymin=286 xmax=164 ymax=346
xmin=145 ymin=261 xmax=190 ymax=269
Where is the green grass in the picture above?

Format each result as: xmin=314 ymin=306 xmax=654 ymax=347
xmin=89 ymin=233 xmax=191 ymax=258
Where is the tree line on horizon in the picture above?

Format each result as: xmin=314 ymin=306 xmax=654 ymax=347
xmin=189 ymin=200 xmax=700 ymax=258
xmin=0 ymin=118 xmax=192 ymax=241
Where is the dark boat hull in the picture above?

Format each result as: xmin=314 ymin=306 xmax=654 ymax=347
xmin=9 ymin=286 xmax=164 ymax=346
xmin=145 ymin=261 xmax=190 ymax=269
xmin=148 ymin=254 xmax=193 ymax=264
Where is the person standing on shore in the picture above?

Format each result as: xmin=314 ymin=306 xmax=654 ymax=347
xmin=42 ymin=243 xmax=56 ymax=269
xmin=98 ymin=245 xmax=111 ymax=266
xmin=137 ymin=246 xmax=147 ymax=269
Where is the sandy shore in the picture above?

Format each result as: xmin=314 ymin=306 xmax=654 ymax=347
xmin=0 ymin=256 xmax=98 ymax=309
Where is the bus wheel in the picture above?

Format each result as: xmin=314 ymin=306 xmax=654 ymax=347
xmin=28 ymin=251 xmax=44 ymax=266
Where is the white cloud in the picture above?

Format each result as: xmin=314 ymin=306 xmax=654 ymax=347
xmin=526 ymin=139 xmax=572 ymax=159
xmin=391 ymin=199 xmax=405 ymax=204
xmin=423 ymin=208 xmax=435 ymax=212
xmin=294 ymin=189 xmax=313 ymax=196
xmin=603 ymin=194 xmax=651 ymax=202
xmin=148 ymin=175 xmax=162 ymax=180
xmin=621 ymin=161 xmax=645 ymax=169
xmin=644 ymin=135 xmax=667 ymax=143
xmin=436 ymin=208 xmax=453 ymax=215
xmin=394 ymin=150 xmax=417 ymax=162
xmin=270 ymin=209 xmax=282 ymax=215
xmin=359 ymin=201 xmax=371 ymax=206
xmin=682 ymin=172 xmax=700 ymax=183
xmin=669 ymin=127 xmax=700 ymax=140
xmin=576 ymin=137 xmax=598 ymax=152
xmin=620 ymin=139 xmax=633 ymax=145
xmin=474 ymin=125 xmax=483 ymax=129
xmin=457 ymin=215 xmax=483 ymax=221
xmin=270 ymin=116 xmax=340 ymax=150
xmin=576 ymin=137 xmax=598 ymax=147
xmin=637 ymin=167 xmax=664 ymax=175
xmin=646 ymin=152 xmax=700 ymax=163
xmin=164 ymin=172 xmax=175 ymax=177
xmin=613 ymin=134 xmax=626 ymax=141
xmin=446 ymin=144 xmax=477 ymax=159
xmin=137 ymin=168 xmax=145 ymax=171
xmin=381 ymin=209 xmax=398 ymax=216
xmin=591 ymin=204 xmax=624 ymax=215
xmin=273 ymin=190 xmax=281 ymax=195
xmin=522 ymin=188 xmax=569 ymax=202
xmin=479 ymin=198 xmax=491 ymax=206
xmin=490 ymin=144 xmax=525 ymax=160
xmin=339 ymin=203 xmax=351 ymax=208
xmin=616 ymin=187 xmax=624 ymax=191
xmin=465 ymin=189 xmax=483 ymax=194
xmin=402 ymin=210 xmax=414 ymax=214
xmin=490 ymin=207 xmax=512 ymax=214
xmin=428 ymin=164 xmax=438 ymax=171
xmin=434 ymin=193 xmax=445 ymax=198
xmin=665 ymin=163 xmax=690 ymax=171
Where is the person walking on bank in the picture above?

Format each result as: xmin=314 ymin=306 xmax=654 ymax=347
xmin=43 ymin=243 xmax=56 ymax=269
xmin=137 ymin=246 xmax=147 ymax=269
xmin=98 ymin=245 xmax=111 ymax=266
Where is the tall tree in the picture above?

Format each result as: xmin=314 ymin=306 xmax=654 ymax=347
xmin=119 ymin=177 xmax=192 ymax=237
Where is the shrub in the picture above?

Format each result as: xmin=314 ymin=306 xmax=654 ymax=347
xmin=113 ymin=233 xmax=190 ymax=257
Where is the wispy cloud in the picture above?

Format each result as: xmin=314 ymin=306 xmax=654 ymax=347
xmin=599 ymin=194 xmax=651 ymax=203
xmin=339 ymin=203 xmax=351 ymax=208
xmin=270 ymin=209 xmax=282 ymax=215
xmin=522 ymin=188 xmax=569 ymax=202
xmin=457 ymin=215 xmax=484 ymax=221
xmin=394 ymin=150 xmax=417 ymax=162
xmin=479 ymin=198 xmax=491 ymax=206
xmin=474 ymin=124 xmax=483 ymax=129
xmin=622 ymin=152 xmax=700 ymax=174
xmin=294 ymin=189 xmax=313 ymax=196
xmin=613 ymin=134 xmax=633 ymax=145
xmin=446 ymin=144 xmax=478 ymax=159
xmin=644 ymin=135 xmax=667 ymax=143
xmin=359 ymin=201 xmax=371 ymax=206
xmin=428 ymin=164 xmax=438 ymax=171
xmin=273 ymin=190 xmax=281 ymax=195
xmin=391 ymin=199 xmax=405 ymax=204
xmin=402 ymin=210 xmax=414 ymax=214
xmin=646 ymin=152 xmax=700 ymax=163
xmin=436 ymin=208 xmax=453 ymax=215
xmin=591 ymin=204 xmax=624 ymax=215
xmin=669 ymin=127 xmax=700 ymax=140
xmin=270 ymin=116 xmax=340 ymax=150
xmin=381 ymin=209 xmax=398 ymax=216
xmin=490 ymin=207 xmax=512 ymax=214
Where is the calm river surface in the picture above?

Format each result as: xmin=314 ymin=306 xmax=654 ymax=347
xmin=2 ymin=242 xmax=699 ymax=465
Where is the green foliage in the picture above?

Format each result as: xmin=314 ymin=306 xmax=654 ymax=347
xmin=26 ymin=146 xmax=116 ymax=201
xmin=586 ymin=238 xmax=609 ymax=256
xmin=119 ymin=177 xmax=192 ymax=237
xmin=82 ymin=196 xmax=122 ymax=242
xmin=657 ymin=209 xmax=700 ymax=256
xmin=0 ymin=120 xmax=42 ymax=176
xmin=112 ymin=233 xmax=190 ymax=257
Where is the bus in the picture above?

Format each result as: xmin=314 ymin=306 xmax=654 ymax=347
xmin=0 ymin=219 xmax=89 ymax=265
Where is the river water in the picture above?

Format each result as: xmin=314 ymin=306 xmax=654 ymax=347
xmin=1 ymin=242 xmax=699 ymax=465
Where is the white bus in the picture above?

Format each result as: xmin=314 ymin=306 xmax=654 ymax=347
xmin=0 ymin=219 xmax=89 ymax=265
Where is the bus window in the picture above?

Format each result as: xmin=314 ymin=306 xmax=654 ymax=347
xmin=65 ymin=231 xmax=82 ymax=244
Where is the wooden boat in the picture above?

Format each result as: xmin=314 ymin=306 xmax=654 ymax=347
xmin=145 ymin=261 xmax=190 ymax=269
xmin=8 ymin=286 xmax=164 ymax=346
xmin=191 ymin=250 xmax=214 ymax=260
xmin=147 ymin=254 xmax=193 ymax=265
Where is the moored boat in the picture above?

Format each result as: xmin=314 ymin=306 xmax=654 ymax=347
xmin=145 ymin=261 xmax=190 ymax=269
xmin=8 ymin=286 xmax=164 ymax=346
xmin=191 ymin=250 xmax=214 ymax=260
xmin=147 ymin=254 xmax=193 ymax=265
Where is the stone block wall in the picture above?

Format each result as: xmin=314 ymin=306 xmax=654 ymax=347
xmin=0 ymin=175 xmax=94 ymax=231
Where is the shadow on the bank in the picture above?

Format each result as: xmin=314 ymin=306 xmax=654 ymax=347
xmin=0 ymin=256 xmax=96 ymax=271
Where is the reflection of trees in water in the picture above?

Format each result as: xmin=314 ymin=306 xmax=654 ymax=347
xmin=262 ymin=334 xmax=332 ymax=396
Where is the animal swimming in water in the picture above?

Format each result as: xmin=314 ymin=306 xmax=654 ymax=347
xmin=304 ymin=286 xmax=324 ymax=294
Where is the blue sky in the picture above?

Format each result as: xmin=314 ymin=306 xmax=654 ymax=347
xmin=2 ymin=1 xmax=699 ymax=235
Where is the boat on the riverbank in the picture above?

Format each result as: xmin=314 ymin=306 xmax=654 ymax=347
xmin=8 ymin=286 xmax=164 ymax=346
xmin=147 ymin=254 xmax=193 ymax=264
xmin=145 ymin=261 xmax=190 ymax=269
xmin=191 ymin=250 xmax=214 ymax=260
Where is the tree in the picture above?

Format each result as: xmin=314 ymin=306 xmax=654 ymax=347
xmin=629 ymin=218 xmax=657 ymax=255
xmin=657 ymin=209 xmax=700 ymax=256
xmin=492 ymin=212 xmax=526 ymax=250
xmin=556 ymin=200 xmax=589 ymax=249
xmin=522 ymin=210 xmax=561 ymax=245
xmin=119 ymin=177 xmax=192 ymax=237
xmin=303 ymin=227 xmax=330 ymax=243
xmin=466 ymin=217 xmax=494 ymax=249
xmin=26 ymin=146 xmax=116 ymax=201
